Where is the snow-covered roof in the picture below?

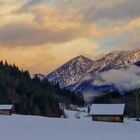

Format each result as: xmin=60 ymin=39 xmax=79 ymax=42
xmin=90 ymin=104 xmax=125 ymax=115
xmin=0 ymin=105 xmax=13 ymax=110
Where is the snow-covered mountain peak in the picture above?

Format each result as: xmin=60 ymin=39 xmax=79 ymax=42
xmin=72 ymin=48 xmax=140 ymax=92
xmin=74 ymin=55 xmax=92 ymax=62
xmin=46 ymin=48 xmax=140 ymax=93
xmin=87 ymin=48 xmax=140 ymax=73
xmin=47 ymin=55 xmax=94 ymax=88
xmin=68 ymin=55 xmax=94 ymax=65
xmin=100 ymin=48 xmax=140 ymax=62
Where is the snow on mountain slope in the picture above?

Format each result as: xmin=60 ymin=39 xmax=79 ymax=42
xmin=47 ymin=55 xmax=94 ymax=88
xmin=45 ymin=48 xmax=140 ymax=94
xmin=70 ymin=49 xmax=140 ymax=93
xmin=89 ymin=48 xmax=140 ymax=73
xmin=0 ymin=114 xmax=140 ymax=140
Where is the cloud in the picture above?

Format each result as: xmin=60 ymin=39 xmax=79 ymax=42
xmin=11 ymin=0 xmax=140 ymax=28
xmin=0 ymin=39 xmax=101 ymax=74
xmin=13 ymin=0 xmax=44 ymax=13
xmin=0 ymin=22 xmax=84 ymax=47
xmin=50 ymin=38 xmax=101 ymax=59
xmin=50 ymin=0 xmax=140 ymax=24
xmin=0 ymin=0 xmax=139 ymax=74
xmin=0 ymin=0 xmax=4 ymax=4
xmin=123 ymin=35 xmax=140 ymax=49
xmin=90 ymin=0 xmax=140 ymax=21
xmin=94 ymin=65 xmax=140 ymax=93
xmin=0 ymin=45 xmax=56 ymax=74
xmin=1 ymin=0 xmax=139 ymax=48
xmin=114 ymin=28 xmax=140 ymax=50
xmin=0 ymin=16 xmax=107 ymax=47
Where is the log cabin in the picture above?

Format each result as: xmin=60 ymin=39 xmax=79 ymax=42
xmin=90 ymin=104 xmax=125 ymax=123
xmin=0 ymin=105 xmax=13 ymax=115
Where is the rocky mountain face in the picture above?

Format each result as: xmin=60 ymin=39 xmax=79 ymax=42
xmin=90 ymin=48 xmax=140 ymax=73
xmin=71 ymin=49 xmax=140 ymax=92
xmin=47 ymin=55 xmax=94 ymax=88
xmin=46 ymin=48 xmax=140 ymax=94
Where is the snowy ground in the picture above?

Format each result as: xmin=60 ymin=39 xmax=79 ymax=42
xmin=0 ymin=114 xmax=140 ymax=140
xmin=64 ymin=109 xmax=89 ymax=119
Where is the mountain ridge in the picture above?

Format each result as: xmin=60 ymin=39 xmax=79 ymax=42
xmin=47 ymin=55 xmax=94 ymax=88
xmin=37 ymin=48 xmax=140 ymax=94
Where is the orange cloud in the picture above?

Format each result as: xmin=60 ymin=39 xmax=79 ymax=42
xmin=108 ymin=18 xmax=140 ymax=34
xmin=0 ymin=39 xmax=101 ymax=74
xmin=0 ymin=1 xmax=139 ymax=47
xmin=0 ymin=0 xmax=139 ymax=74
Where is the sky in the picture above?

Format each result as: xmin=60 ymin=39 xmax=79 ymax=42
xmin=0 ymin=0 xmax=139 ymax=74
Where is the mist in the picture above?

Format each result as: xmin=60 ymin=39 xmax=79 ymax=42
xmin=94 ymin=65 xmax=140 ymax=94
xmin=82 ymin=90 xmax=106 ymax=103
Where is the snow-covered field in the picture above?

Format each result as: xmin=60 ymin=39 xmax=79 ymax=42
xmin=64 ymin=109 xmax=88 ymax=119
xmin=0 ymin=114 xmax=140 ymax=140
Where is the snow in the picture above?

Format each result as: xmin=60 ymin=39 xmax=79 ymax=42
xmin=0 ymin=105 xmax=13 ymax=110
xmin=47 ymin=55 xmax=94 ymax=88
xmin=47 ymin=48 xmax=140 ymax=93
xmin=90 ymin=104 xmax=125 ymax=115
xmin=64 ymin=109 xmax=88 ymax=119
xmin=0 ymin=114 xmax=140 ymax=140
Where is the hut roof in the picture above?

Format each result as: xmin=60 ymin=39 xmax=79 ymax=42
xmin=0 ymin=105 xmax=13 ymax=110
xmin=90 ymin=104 xmax=125 ymax=115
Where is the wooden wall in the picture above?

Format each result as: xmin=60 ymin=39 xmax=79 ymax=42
xmin=92 ymin=115 xmax=124 ymax=122
xmin=0 ymin=110 xmax=12 ymax=115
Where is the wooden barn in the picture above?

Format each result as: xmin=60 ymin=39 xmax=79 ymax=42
xmin=0 ymin=105 xmax=13 ymax=115
xmin=90 ymin=104 xmax=125 ymax=123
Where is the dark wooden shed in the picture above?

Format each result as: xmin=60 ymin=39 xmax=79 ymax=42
xmin=90 ymin=104 xmax=125 ymax=123
xmin=0 ymin=105 xmax=13 ymax=115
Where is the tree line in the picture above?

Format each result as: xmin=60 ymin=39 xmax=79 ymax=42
xmin=0 ymin=61 xmax=84 ymax=117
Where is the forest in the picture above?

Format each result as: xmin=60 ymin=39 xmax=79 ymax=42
xmin=0 ymin=61 xmax=84 ymax=117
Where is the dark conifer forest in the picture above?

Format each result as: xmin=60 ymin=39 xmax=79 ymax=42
xmin=0 ymin=61 xmax=84 ymax=117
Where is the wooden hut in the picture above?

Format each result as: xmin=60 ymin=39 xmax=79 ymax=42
xmin=90 ymin=104 xmax=125 ymax=122
xmin=0 ymin=105 xmax=13 ymax=115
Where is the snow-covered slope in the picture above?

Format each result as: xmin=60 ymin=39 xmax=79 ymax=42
xmin=0 ymin=114 xmax=140 ymax=140
xmin=89 ymin=48 xmax=140 ymax=73
xmin=46 ymin=48 xmax=140 ymax=94
xmin=72 ymin=49 xmax=140 ymax=93
xmin=47 ymin=55 xmax=94 ymax=88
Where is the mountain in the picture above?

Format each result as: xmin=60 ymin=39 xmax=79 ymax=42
xmin=90 ymin=48 xmax=140 ymax=73
xmin=72 ymin=49 xmax=140 ymax=92
xmin=46 ymin=48 xmax=140 ymax=94
xmin=47 ymin=55 xmax=94 ymax=88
